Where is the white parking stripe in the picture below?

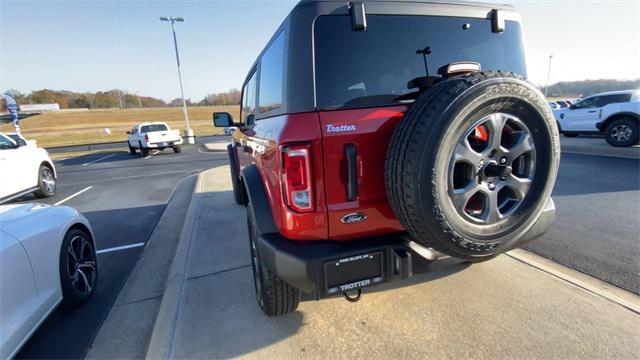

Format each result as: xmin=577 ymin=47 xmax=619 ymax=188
xmin=144 ymin=150 xmax=160 ymax=160
xmin=82 ymin=153 xmax=116 ymax=166
xmin=54 ymin=186 xmax=93 ymax=205
xmin=96 ymin=242 xmax=145 ymax=255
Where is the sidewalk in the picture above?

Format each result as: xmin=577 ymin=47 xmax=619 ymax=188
xmin=149 ymin=165 xmax=640 ymax=359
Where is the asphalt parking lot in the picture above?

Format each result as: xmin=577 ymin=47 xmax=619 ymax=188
xmin=14 ymin=140 xmax=227 ymax=359
xmin=10 ymin=136 xmax=640 ymax=358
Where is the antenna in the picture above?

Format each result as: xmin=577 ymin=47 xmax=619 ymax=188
xmin=416 ymin=47 xmax=432 ymax=77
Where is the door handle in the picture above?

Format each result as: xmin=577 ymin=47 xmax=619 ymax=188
xmin=588 ymin=110 xmax=597 ymax=113
xmin=344 ymin=144 xmax=358 ymax=201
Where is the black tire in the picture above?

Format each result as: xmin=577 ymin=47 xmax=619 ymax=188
xmin=247 ymin=201 xmax=300 ymax=316
xmin=385 ymin=71 xmax=560 ymax=260
xmin=129 ymin=144 xmax=136 ymax=155
xmin=140 ymin=142 xmax=149 ymax=157
xmin=59 ymin=228 xmax=98 ymax=309
xmin=228 ymin=144 xmax=247 ymax=205
xmin=605 ymin=118 xmax=638 ymax=147
xmin=563 ymin=133 xmax=579 ymax=138
xmin=34 ymin=164 xmax=56 ymax=198
xmin=173 ymin=145 xmax=182 ymax=153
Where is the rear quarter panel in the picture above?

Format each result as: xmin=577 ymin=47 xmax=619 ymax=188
xmin=234 ymin=113 xmax=329 ymax=240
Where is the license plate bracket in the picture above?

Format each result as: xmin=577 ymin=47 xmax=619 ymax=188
xmin=324 ymin=251 xmax=384 ymax=295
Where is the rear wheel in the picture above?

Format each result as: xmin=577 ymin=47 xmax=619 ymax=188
xmin=386 ymin=71 xmax=560 ymax=260
xmin=34 ymin=164 xmax=56 ymax=198
xmin=140 ymin=142 xmax=149 ymax=157
xmin=59 ymin=228 xmax=97 ymax=308
xmin=605 ymin=118 xmax=638 ymax=147
xmin=247 ymin=201 xmax=300 ymax=316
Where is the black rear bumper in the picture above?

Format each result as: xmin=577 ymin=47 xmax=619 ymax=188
xmin=241 ymin=164 xmax=556 ymax=300
xmin=256 ymin=199 xmax=556 ymax=300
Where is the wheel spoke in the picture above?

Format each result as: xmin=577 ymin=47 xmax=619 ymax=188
xmin=77 ymin=269 xmax=92 ymax=293
xmin=486 ymin=113 xmax=507 ymax=152
xmin=454 ymin=139 xmax=483 ymax=165
xmin=450 ymin=182 xmax=482 ymax=212
xmin=68 ymin=238 xmax=80 ymax=262
xmin=78 ymin=261 xmax=96 ymax=272
xmin=504 ymin=174 xmax=532 ymax=199
xmin=483 ymin=190 xmax=502 ymax=223
xmin=508 ymin=132 xmax=534 ymax=160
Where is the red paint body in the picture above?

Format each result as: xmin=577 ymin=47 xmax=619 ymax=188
xmin=232 ymin=105 xmax=409 ymax=241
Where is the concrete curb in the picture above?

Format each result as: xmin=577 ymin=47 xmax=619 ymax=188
xmin=86 ymin=174 xmax=197 ymax=359
xmin=145 ymin=171 xmax=205 ymax=359
xmin=202 ymin=142 xmax=227 ymax=152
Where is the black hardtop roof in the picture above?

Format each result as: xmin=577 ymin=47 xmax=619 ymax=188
xmin=295 ymin=0 xmax=515 ymax=11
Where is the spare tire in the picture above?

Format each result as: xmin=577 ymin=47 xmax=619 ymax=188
xmin=385 ymin=71 xmax=560 ymax=260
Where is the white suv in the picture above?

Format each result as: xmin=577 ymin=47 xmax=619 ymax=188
xmin=0 ymin=132 xmax=57 ymax=203
xmin=554 ymin=90 xmax=639 ymax=147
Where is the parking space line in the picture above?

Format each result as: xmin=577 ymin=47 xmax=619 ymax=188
xmin=54 ymin=186 xmax=93 ymax=205
xmin=96 ymin=242 xmax=145 ymax=255
xmin=144 ymin=150 xmax=160 ymax=160
xmin=82 ymin=153 xmax=116 ymax=166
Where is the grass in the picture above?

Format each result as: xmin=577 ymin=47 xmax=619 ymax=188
xmin=0 ymin=106 xmax=239 ymax=147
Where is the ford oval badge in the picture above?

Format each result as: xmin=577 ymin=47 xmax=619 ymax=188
xmin=341 ymin=212 xmax=367 ymax=224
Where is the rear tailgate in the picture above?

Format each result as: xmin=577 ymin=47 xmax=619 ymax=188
xmin=319 ymin=106 xmax=407 ymax=240
xmin=147 ymin=130 xmax=180 ymax=144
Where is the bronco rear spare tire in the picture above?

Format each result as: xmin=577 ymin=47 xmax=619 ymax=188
xmin=385 ymin=71 xmax=560 ymax=260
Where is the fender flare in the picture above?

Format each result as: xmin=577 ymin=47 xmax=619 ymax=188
xmin=597 ymin=112 xmax=640 ymax=132
xmin=241 ymin=164 xmax=278 ymax=235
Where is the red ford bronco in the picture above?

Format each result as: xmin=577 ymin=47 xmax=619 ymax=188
xmin=214 ymin=0 xmax=559 ymax=316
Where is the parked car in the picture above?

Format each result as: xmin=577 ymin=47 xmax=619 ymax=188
xmin=214 ymin=0 xmax=559 ymax=316
xmin=554 ymin=100 xmax=570 ymax=108
xmin=126 ymin=122 xmax=182 ymax=156
xmin=0 ymin=203 xmax=97 ymax=358
xmin=554 ymin=90 xmax=639 ymax=146
xmin=548 ymin=101 xmax=560 ymax=110
xmin=0 ymin=132 xmax=56 ymax=204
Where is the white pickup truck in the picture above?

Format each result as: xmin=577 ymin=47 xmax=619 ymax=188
xmin=127 ymin=122 xmax=183 ymax=156
xmin=554 ymin=90 xmax=639 ymax=147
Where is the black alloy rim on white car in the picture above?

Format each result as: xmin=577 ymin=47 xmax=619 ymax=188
xmin=66 ymin=234 xmax=97 ymax=296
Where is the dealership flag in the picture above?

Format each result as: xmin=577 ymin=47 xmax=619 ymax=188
xmin=3 ymin=92 xmax=20 ymax=132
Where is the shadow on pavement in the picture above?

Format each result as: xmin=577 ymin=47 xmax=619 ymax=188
xmin=16 ymin=204 xmax=166 ymax=359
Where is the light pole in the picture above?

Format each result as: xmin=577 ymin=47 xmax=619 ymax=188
xmin=160 ymin=16 xmax=194 ymax=144
xmin=544 ymin=54 xmax=553 ymax=98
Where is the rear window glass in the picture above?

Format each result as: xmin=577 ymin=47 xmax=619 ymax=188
xmin=141 ymin=124 xmax=168 ymax=132
xmin=314 ymin=15 xmax=527 ymax=110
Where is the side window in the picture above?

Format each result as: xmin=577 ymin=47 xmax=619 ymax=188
xmin=601 ymin=94 xmax=631 ymax=106
xmin=241 ymin=71 xmax=257 ymax=126
xmin=0 ymin=134 xmax=15 ymax=150
xmin=574 ymin=97 xmax=599 ymax=109
xmin=258 ymin=31 xmax=285 ymax=114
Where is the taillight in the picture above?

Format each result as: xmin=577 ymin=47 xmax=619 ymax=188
xmin=144 ymin=134 xmax=149 ymax=142
xmin=281 ymin=144 xmax=313 ymax=212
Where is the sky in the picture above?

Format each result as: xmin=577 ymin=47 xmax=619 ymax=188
xmin=1 ymin=0 xmax=638 ymax=102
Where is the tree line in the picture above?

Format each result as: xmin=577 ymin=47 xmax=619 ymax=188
xmin=1 ymin=88 xmax=241 ymax=111
xmin=541 ymin=79 xmax=640 ymax=98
